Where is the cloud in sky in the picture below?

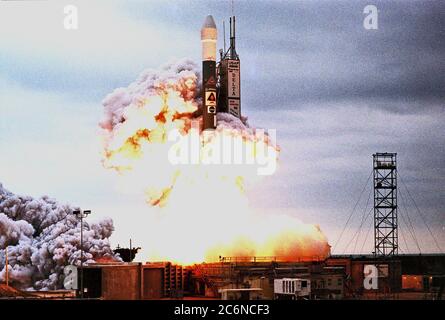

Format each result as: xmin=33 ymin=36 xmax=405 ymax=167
xmin=0 ymin=0 xmax=197 ymax=100
xmin=0 ymin=0 xmax=444 ymax=254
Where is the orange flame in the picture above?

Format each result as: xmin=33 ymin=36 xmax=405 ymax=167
xmin=100 ymin=61 xmax=330 ymax=264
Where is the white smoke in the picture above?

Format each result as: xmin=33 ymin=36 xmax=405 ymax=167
xmin=0 ymin=183 xmax=119 ymax=290
xmin=216 ymin=112 xmax=250 ymax=130
xmin=98 ymin=58 xmax=330 ymax=264
xmin=100 ymin=58 xmax=249 ymax=134
xmin=100 ymin=58 xmax=200 ymax=132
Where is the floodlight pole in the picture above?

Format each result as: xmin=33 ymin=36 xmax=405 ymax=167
xmin=73 ymin=209 xmax=91 ymax=299
xmin=5 ymin=247 xmax=9 ymax=286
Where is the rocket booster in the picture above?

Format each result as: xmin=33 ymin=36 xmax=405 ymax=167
xmin=201 ymin=15 xmax=217 ymax=130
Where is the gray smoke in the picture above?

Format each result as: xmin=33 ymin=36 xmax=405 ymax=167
xmin=0 ymin=183 xmax=119 ymax=290
xmin=100 ymin=58 xmax=251 ymax=134
xmin=216 ymin=112 xmax=250 ymax=131
xmin=100 ymin=58 xmax=200 ymax=131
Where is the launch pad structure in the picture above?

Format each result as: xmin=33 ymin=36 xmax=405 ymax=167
xmin=72 ymin=151 xmax=441 ymax=301
xmin=72 ymin=253 xmax=445 ymax=300
xmin=2 ymin=148 xmax=444 ymax=300
xmin=217 ymin=16 xmax=241 ymax=118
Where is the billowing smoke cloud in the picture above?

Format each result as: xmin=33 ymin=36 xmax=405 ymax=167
xmin=100 ymin=59 xmax=330 ymax=264
xmin=0 ymin=184 xmax=119 ymax=290
xmin=100 ymin=58 xmax=200 ymax=134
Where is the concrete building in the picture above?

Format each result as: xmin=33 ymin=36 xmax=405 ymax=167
xmin=81 ymin=262 xmax=187 ymax=300
xmin=311 ymin=267 xmax=345 ymax=299
xmin=326 ymin=255 xmax=402 ymax=297
xmin=327 ymin=254 xmax=445 ymax=299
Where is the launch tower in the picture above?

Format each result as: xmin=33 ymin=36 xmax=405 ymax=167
xmin=217 ymin=16 xmax=241 ymax=118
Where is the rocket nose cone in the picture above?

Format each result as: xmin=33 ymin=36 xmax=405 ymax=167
xmin=202 ymin=15 xmax=216 ymax=29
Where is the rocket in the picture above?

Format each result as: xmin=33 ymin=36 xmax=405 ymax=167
xmin=200 ymin=14 xmax=241 ymax=130
xmin=201 ymin=15 xmax=218 ymax=130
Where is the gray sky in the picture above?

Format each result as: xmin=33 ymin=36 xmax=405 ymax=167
xmin=0 ymin=0 xmax=444 ymax=255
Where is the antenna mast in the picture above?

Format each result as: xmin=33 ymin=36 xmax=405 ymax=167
xmin=223 ymin=20 xmax=226 ymax=53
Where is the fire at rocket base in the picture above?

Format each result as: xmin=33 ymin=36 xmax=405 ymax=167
xmin=99 ymin=16 xmax=330 ymax=265
xmin=201 ymin=15 xmax=218 ymax=130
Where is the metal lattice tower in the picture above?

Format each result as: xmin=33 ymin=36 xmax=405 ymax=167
xmin=373 ymin=153 xmax=398 ymax=256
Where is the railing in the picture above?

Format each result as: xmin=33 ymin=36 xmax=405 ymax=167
xmin=375 ymin=161 xmax=396 ymax=168
xmin=218 ymin=256 xmax=325 ymax=263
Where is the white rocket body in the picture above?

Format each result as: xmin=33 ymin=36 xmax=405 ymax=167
xmin=201 ymin=15 xmax=218 ymax=130
xmin=201 ymin=15 xmax=217 ymax=62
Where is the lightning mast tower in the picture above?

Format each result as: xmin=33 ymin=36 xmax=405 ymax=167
xmin=373 ymin=153 xmax=398 ymax=256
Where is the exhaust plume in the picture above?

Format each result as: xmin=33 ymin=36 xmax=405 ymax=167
xmin=100 ymin=59 xmax=330 ymax=264
xmin=0 ymin=184 xmax=119 ymax=290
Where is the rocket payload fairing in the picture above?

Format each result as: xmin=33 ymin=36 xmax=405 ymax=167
xmin=201 ymin=14 xmax=241 ymax=131
xmin=201 ymin=15 xmax=218 ymax=130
